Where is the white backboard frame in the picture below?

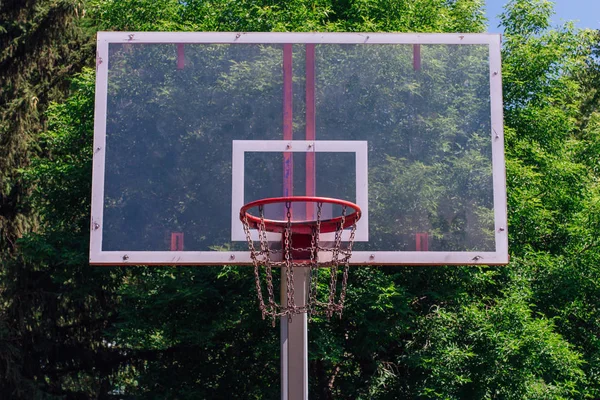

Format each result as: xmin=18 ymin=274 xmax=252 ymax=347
xmin=89 ymin=32 xmax=508 ymax=266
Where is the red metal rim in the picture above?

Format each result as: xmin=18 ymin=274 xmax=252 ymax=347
xmin=240 ymin=196 xmax=361 ymax=234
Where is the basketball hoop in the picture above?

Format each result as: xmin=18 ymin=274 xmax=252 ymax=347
xmin=240 ymin=196 xmax=361 ymax=325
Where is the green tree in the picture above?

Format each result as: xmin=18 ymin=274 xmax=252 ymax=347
xmin=0 ymin=0 xmax=94 ymax=251
xmin=406 ymin=0 xmax=600 ymax=398
xmin=1 ymin=70 xmax=128 ymax=398
xmin=500 ymin=1 xmax=600 ymax=396
xmin=0 ymin=2 xmax=101 ymax=398
xmin=6 ymin=0 xmax=600 ymax=398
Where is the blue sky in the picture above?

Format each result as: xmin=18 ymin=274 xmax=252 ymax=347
xmin=485 ymin=0 xmax=600 ymax=32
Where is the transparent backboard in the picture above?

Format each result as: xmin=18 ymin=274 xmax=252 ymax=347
xmin=90 ymin=32 xmax=508 ymax=265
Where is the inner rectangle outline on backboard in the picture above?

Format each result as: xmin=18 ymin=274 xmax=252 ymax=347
xmin=231 ymin=140 xmax=369 ymax=242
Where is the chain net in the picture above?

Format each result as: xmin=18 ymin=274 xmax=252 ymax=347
xmin=241 ymin=201 xmax=358 ymax=326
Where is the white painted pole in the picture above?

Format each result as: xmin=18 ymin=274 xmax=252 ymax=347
xmin=281 ymin=270 xmax=288 ymax=400
xmin=281 ymin=267 xmax=309 ymax=400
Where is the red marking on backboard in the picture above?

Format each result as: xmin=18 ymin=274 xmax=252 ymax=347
xmin=177 ymin=44 xmax=185 ymax=70
xmin=283 ymin=44 xmax=293 ymax=198
xmin=413 ymin=44 xmax=421 ymax=71
xmin=305 ymin=44 xmax=316 ymax=219
xmin=416 ymin=232 xmax=428 ymax=251
xmin=171 ymin=232 xmax=184 ymax=251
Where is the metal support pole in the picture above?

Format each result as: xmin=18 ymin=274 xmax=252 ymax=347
xmin=280 ymin=42 xmax=308 ymax=400
xmin=281 ymin=267 xmax=309 ymax=400
xmin=280 ymin=273 xmax=289 ymax=400
xmin=281 ymin=42 xmax=314 ymax=400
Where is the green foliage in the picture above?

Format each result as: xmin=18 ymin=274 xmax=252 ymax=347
xmin=22 ymin=70 xmax=96 ymax=230
xmin=1 ymin=69 xmax=126 ymax=398
xmin=500 ymin=0 xmax=553 ymax=36
xmin=411 ymin=270 xmax=585 ymax=399
xmin=109 ymin=266 xmax=280 ymax=399
xmin=0 ymin=0 xmax=95 ymax=251
xmin=4 ymin=0 xmax=600 ymax=398
xmin=496 ymin=0 xmax=600 ymax=397
xmin=89 ymin=0 xmax=487 ymax=33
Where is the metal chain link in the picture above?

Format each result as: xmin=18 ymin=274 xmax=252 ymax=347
xmin=284 ymin=201 xmax=297 ymax=320
xmin=241 ymin=199 xmax=358 ymax=323
xmin=306 ymin=201 xmax=323 ymax=319
xmin=325 ymin=206 xmax=346 ymax=317
xmin=258 ymin=205 xmax=278 ymax=325
xmin=242 ymin=214 xmax=267 ymax=320
xmin=337 ymin=222 xmax=357 ymax=317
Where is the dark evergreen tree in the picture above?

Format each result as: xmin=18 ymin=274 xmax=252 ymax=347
xmin=0 ymin=70 xmax=128 ymax=399
xmin=0 ymin=0 xmax=94 ymax=251
xmin=0 ymin=1 xmax=103 ymax=398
